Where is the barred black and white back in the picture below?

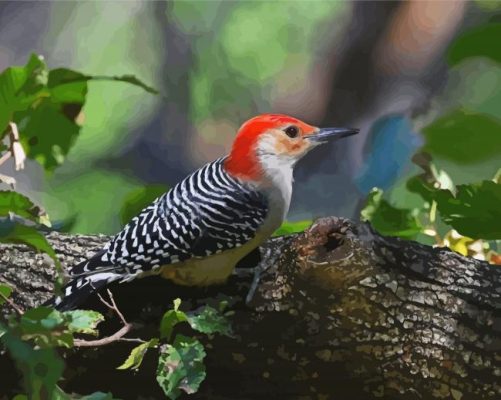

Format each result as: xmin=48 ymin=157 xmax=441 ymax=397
xmin=51 ymin=157 xmax=269 ymax=310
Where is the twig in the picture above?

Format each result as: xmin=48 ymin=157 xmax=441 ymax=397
xmin=0 ymin=122 xmax=26 ymax=189
xmin=0 ymin=291 xmax=24 ymax=315
xmin=73 ymin=288 xmax=137 ymax=347
xmin=8 ymin=122 xmax=25 ymax=171
xmin=105 ymin=289 xmax=127 ymax=326
xmin=0 ymin=150 xmax=11 ymax=167
xmin=96 ymin=289 xmax=127 ymax=325
xmin=73 ymin=323 xmax=133 ymax=347
xmin=96 ymin=291 xmax=114 ymax=310
xmin=118 ymin=337 xmax=147 ymax=344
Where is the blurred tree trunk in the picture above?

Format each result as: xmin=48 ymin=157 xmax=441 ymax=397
xmin=107 ymin=1 xmax=198 ymax=184
xmin=293 ymin=1 xmax=467 ymax=220
xmin=321 ymin=0 xmax=466 ymax=153
xmin=1 ymin=217 xmax=500 ymax=399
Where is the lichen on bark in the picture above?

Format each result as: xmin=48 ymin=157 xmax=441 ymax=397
xmin=1 ymin=217 xmax=500 ymax=399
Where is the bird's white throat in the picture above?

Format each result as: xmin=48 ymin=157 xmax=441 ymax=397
xmin=257 ymin=152 xmax=294 ymax=223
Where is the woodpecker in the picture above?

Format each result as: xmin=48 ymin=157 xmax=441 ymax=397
xmin=51 ymin=114 xmax=358 ymax=310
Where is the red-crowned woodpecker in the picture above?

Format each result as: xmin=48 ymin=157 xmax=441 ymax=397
xmin=52 ymin=114 xmax=358 ymax=310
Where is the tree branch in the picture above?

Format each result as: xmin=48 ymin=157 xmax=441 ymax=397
xmin=1 ymin=217 xmax=500 ymax=399
xmin=73 ymin=323 xmax=133 ymax=348
xmin=0 ymin=122 xmax=26 ymax=189
xmin=72 ymin=288 xmax=139 ymax=348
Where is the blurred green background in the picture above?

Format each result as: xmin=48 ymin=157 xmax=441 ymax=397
xmin=0 ymin=0 xmax=500 ymax=235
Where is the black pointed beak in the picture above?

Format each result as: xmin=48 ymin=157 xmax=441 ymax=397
xmin=307 ymin=127 xmax=359 ymax=143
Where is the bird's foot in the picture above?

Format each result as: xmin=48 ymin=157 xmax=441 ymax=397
xmin=233 ymin=248 xmax=275 ymax=305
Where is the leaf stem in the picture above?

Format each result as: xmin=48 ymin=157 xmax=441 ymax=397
xmin=0 ymin=291 xmax=24 ymax=315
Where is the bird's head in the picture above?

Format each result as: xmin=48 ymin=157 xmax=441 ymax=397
xmin=225 ymin=114 xmax=359 ymax=182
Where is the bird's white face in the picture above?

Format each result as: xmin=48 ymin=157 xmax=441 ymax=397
xmin=255 ymin=126 xmax=320 ymax=178
xmin=253 ymin=122 xmax=359 ymax=192
xmin=257 ymin=126 xmax=320 ymax=166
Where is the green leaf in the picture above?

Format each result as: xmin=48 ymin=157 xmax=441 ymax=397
xmin=80 ymin=392 xmax=120 ymax=400
xmin=422 ymin=109 xmax=501 ymax=164
xmin=159 ymin=299 xmax=188 ymax=341
xmin=48 ymin=68 xmax=88 ymax=103
xmin=187 ymin=306 xmax=232 ymax=337
xmin=1 ymin=55 xmax=157 ymax=172
xmin=448 ymin=23 xmax=501 ymax=66
xmin=17 ymin=307 xmax=73 ymax=348
xmin=0 ymin=54 xmax=49 ymax=135
xmin=273 ymin=220 xmax=312 ymax=236
xmin=21 ymin=306 xmax=58 ymax=326
xmin=0 ymin=191 xmax=47 ymax=223
xmin=0 ymin=60 xmax=87 ymax=171
xmin=0 ymin=221 xmax=62 ymax=294
xmin=17 ymin=100 xmax=83 ymax=172
xmin=0 ymin=221 xmax=57 ymax=259
xmin=156 ymin=335 xmax=206 ymax=400
xmin=120 ymin=185 xmax=167 ymax=226
xmin=53 ymin=385 xmax=120 ymax=400
xmin=406 ymin=175 xmax=437 ymax=203
xmin=117 ymin=338 xmax=159 ymax=370
xmin=1 ymin=323 xmax=64 ymax=400
xmin=433 ymin=181 xmax=501 ymax=240
xmin=15 ymin=66 xmax=89 ymax=171
xmin=64 ymin=310 xmax=104 ymax=336
xmin=0 ymin=283 xmax=13 ymax=306
xmin=361 ymin=188 xmax=423 ymax=239
xmin=17 ymin=54 xmax=49 ymax=95
xmin=18 ymin=307 xmax=74 ymax=348
xmin=406 ymin=160 xmax=455 ymax=202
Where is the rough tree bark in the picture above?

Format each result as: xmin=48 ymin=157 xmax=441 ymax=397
xmin=1 ymin=217 xmax=500 ymax=399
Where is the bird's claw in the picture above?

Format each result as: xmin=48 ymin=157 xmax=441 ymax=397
xmin=234 ymin=247 xmax=274 ymax=306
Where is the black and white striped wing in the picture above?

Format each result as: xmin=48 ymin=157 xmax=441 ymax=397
xmin=69 ymin=158 xmax=268 ymax=279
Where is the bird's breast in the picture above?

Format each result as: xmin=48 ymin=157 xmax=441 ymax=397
xmin=159 ymin=231 xmax=269 ymax=286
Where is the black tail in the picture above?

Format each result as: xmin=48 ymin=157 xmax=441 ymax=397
xmin=43 ymin=275 xmax=108 ymax=311
xmin=49 ymin=277 xmax=105 ymax=311
xmin=44 ymin=249 xmax=118 ymax=311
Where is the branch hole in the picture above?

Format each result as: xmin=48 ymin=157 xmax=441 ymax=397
xmin=324 ymin=234 xmax=344 ymax=252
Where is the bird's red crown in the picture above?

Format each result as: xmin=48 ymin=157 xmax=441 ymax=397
xmin=225 ymin=114 xmax=316 ymax=180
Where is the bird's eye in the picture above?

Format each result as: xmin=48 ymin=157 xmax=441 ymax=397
xmin=284 ymin=126 xmax=299 ymax=138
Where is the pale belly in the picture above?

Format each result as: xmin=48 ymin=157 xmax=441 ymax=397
xmin=158 ymin=232 xmax=268 ymax=286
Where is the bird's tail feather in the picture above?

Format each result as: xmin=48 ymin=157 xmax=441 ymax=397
xmin=47 ymin=272 xmax=123 ymax=311
xmin=44 ymin=253 xmax=121 ymax=311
